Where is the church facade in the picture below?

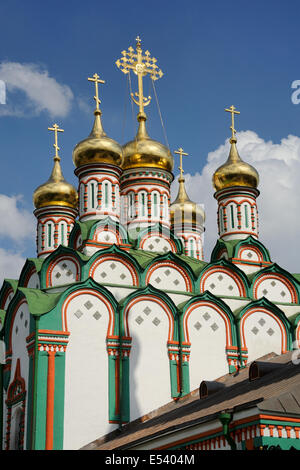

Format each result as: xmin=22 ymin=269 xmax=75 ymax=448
xmin=1 ymin=39 xmax=300 ymax=450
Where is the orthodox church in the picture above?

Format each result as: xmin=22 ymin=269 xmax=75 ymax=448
xmin=1 ymin=38 xmax=300 ymax=451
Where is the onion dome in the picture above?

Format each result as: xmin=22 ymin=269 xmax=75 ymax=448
xmin=72 ymin=109 xmax=123 ymax=168
xmin=33 ymin=155 xmax=78 ymax=209
xmin=122 ymin=113 xmax=174 ymax=172
xmin=170 ymin=176 xmax=205 ymax=227
xmin=212 ymin=136 xmax=259 ymax=192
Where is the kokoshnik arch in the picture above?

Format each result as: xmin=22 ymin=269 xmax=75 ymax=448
xmin=0 ymin=37 xmax=299 ymax=450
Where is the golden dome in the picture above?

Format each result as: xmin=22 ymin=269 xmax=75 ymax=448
xmin=170 ymin=177 xmax=205 ymax=227
xmin=213 ymin=137 xmax=259 ymax=191
xmin=33 ymin=156 xmax=78 ymax=209
xmin=122 ymin=113 xmax=174 ymax=172
xmin=72 ymin=110 xmax=123 ymax=168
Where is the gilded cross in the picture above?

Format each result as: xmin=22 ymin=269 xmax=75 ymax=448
xmin=174 ymin=147 xmax=188 ymax=179
xmin=116 ymin=36 xmax=163 ymax=115
xmin=48 ymin=123 xmax=64 ymax=159
xmin=225 ymin=105 xmax=240 ymax=140
xmin=88 ymin=73 xmax=105 ymax=112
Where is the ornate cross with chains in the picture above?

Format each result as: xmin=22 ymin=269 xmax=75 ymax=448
xmin=174 ymin=147 xmax=189 ymax=179
xmin=88 ymin=73 xmax=105 ymax=112
xmin=48 ymin=123 xmax=64 ymax=159
xmin=116 ymin=36 xmax=163 ymax=115
xmin=225 ymin=105 xmax=240 ymax=140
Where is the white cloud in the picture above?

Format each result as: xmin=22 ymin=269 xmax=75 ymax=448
xmin=0 ymin=62 xmax=73 ymax=117
xmin=0 ymin=248 xmax=25 ymax=284
xmin=171 ymin=131 xmax=300 ymax=273
xmin=0 ymin=194 xmax=35 ymax=243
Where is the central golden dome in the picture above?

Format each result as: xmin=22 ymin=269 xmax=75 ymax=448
xmin=33 ymin=157 xmax=78 ymax=209
xmin=213 ymin=137 xmax=259 ymax=191
xmin=170 ymin=177 xmax=205 ymax=227
xmin=73 ymin=110 xmax=123 ymax=168
xmin=122 ymin=113 xmax=174 ymax=172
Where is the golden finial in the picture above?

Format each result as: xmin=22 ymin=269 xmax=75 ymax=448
xmin=174 ymin=147 xmax=188 ymax=180
xmin=225 ymin=105 xmax=240 ymax=142
xmin=48 ymin=123 xmax=64 ymax=161
xmin=116 ymin=36 xmax=163 ymax=117
xmin=88 ymin=73 xmax=105 ymax=113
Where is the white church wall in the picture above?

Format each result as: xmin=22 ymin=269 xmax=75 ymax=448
xmin=63 ymin=291 xmax=118 ymax=449
xmin=125 ymin=299 xmax=172 ymax=421
xmin=241 ymin=309 xmax=285 ymax=364
xmin=185 ymin=305 xmax=229 ymax=392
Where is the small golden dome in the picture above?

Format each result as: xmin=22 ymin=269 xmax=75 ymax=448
xmin=33 ymin=157 xmax=78 ymax=209
xmin=170 ymin=177 xmax=205 ymax=227
xmin=72 ymin=110 xmax=123 ymax=168
xmin=122 ymin=113 xmax=174 ymax=172
xmin=213 ymin=137 xmax=259 ymax=191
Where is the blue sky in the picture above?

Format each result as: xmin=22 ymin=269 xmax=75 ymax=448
xmin=1 ymin=0 xmax=300 ymax=275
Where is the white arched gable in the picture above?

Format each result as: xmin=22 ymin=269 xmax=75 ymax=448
xmin=184 ymin=303 xmax=230 ymax=391
xmin=253 ymin=276 xmax=297 ymax=303
xmin=200 ymin=268 xmax=245 ymax=297
xmin=124 ymin=297 xmax=173 ymax=421
xmin=62 ymin=290 xmax=116 ymax=449
xmin=48 ymin=257 xmax=79 ymax=287
xmin=90 ymin=258 xmax=138 ymax=286
xmin=94 ymin=230 xmax=118 ymax=245
xmin=240 ymin=308 xmax=287 ymax=364
xmin=146 ymin=264 xmax=192 ymax=292
xmin=26 ymin=272 xmax=40 ymax=289
xmin=141 ymin=235 xmax=174 ymax=254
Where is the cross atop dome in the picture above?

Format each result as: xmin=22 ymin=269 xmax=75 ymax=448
xmin=116 ymin=36 xmax=163 ymax=117
xmin=48 ymin=123 xmax=64 ymax=161
xmin=87 ymin=73 xmax=105 ymax=114
xmin=225 ymin=105 xmax=240 ymax=142
xmin=174 ymin=147 xmax=188 ymax=180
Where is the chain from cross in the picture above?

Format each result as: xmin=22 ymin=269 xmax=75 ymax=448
xmin=116 ymin=36 xmax=163 ymax=115
xmin=48 ymin=123 xmax=64 ymax=159
xmin=174 ymin=147 xmax=188 ymax=179
xmin=225 ymin=105 xmax=240 ymax=140
xmin=88 ymin=73 xmax=105 ymax=112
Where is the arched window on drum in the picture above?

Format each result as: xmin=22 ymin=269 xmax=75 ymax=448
xmin=138 ymin=191 xmax=147 ymax=218
xmin=151 ymin=191 xmax=160 ymax=220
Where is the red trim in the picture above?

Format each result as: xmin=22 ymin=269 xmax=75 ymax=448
xmin=45 ymin=350 xmax=56 ymax=450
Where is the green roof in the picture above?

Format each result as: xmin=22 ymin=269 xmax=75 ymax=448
xmin=18 ymin=288 xmax=62 ymax=316
xmin=27 ymin=257 xmax=44 ymax=273
xmin=3 ymin=279 xmax=19 ymax=292
xmin=129 ymin=249 xmax=158 ymax=269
